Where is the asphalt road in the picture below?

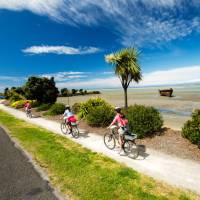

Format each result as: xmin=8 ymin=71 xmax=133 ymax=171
xmin=0 ymin=127 xmax=59 ymax=200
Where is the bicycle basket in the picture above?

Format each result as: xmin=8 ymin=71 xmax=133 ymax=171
xmin=124 ymin=133 xmax=137 ymax=141
xmin=71 ymin=122 xmax=77 ymax=126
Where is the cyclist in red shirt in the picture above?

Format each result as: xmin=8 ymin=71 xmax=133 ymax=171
xmin=108 ymin=107 xmax=129 ymax=155
xmin=24 ymin=101 xmax=31 ymax=112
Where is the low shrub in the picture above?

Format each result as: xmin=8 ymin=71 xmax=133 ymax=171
xmin=78 ymin=98 xmax=115 ymax=127
xmin=124 ymin=105 xmax=163 ymax=138
xmin=86 ymin=104 xmax=115 ymax=127
xmin=72 ymin=102 xmax=81 ymax=114
xmin=11 ymin=100 xmax=37 ymax=109
xmin=45 ymin=103 xmax=65 ymax=116
xmin=36 ymin=103 xmax=52 ymax=111
xmin=78 ymin=98 xmax=108 ymax=119
xmin=10 ymin=93 xmax=23 ymax=102
xmin=182 ymin=109 xmax=200 ymax=148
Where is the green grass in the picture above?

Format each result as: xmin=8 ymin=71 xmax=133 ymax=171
xmin=0 ymin=110 xmax=199 ymax=200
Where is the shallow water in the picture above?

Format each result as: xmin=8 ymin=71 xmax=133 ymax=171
xmin=158 ymin=108 xmax=191 ymax=116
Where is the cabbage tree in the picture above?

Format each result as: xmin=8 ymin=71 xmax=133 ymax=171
xmin=105 ymin=47 xmax=142 ymax=108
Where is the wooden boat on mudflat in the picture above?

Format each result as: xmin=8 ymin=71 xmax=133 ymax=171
xmin=159 ymin=88 xmax=173 ymax=97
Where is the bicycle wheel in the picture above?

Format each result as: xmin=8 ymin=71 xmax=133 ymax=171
xmin=104 ymin=132 xmax=116 ymax=150
xmin=60 ymin=122 xmax=68 ymax=134
xmin=28 ymin=111 xmax=32 ymax=118
xmin=71 ymin=126 xmax=79 ymax=138
xmin=124 ymin=141 xmax=138 ymax=159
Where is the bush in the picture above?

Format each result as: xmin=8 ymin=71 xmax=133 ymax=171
xmin=11 ymin=100 xmax=37 ymax=109
xmin=182 ymin=109 xmax=200 ymax=148
xmin=78 ymin=98 xmax=108 ymax=119
xmin=78 ymin=98 xmax=115 ymax=127
xmin=72 ymin=102 xmax=81 ymax=114
xmin=125 ymin=105 xmax=163 ymax=138
xmin=31 ymin=101 xmax=40 ymax=108
xmin=45 ymin=103 xmax=65 ymax=116
xmin=10 ymin=93 xmax=23 ymax=102
xmin=36 ymin=103 xmax=52 ymax=111
xmin=86 ymin=104 xmax=115 ymax=127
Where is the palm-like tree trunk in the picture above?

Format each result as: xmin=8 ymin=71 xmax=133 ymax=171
xmin=124 ymin=87 xmax=128 ymax=108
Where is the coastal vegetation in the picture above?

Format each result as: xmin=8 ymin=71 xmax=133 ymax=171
xmin=24 ymin=76 xmax=59 ymax=104
xmin=11 ymin=99 xmax=38 ymax=109
xmin=77 ymin=98 xmax=115 ymax=127
xmin=44 ymin=103 xmax=65 ymax=116
xmin=124 ymin=105 xmax=163 ymax=138
xmin=4 ymin=76 xmax=59 ymax=104
xmin=60 ymin=87 xmax=100 ymax=97
xmin=105 ymin=47 xmax=142 ymax=108
xmin=182 ymin=109 xmax=200 ymax=148
xmin=0 ymin=110 xmax=197 ymax=200
xmin=36 ymin=103 xmax=52 ymax=111
xmin=76 ymin=98 xmax=163 ymax=132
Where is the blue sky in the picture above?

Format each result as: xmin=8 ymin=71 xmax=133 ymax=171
xmin=0 ymin=0 xmax=200 ymax=91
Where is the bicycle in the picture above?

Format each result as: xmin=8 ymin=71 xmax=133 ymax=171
xmin=26 ymin=109 xmax=32 ymax=118
xmin=104 ymin=125 xmax=139 ymax=159
xmin=104 ymin=125 xmax=119 ymax=150
xmin=60 ymin=120 xmax=80 ymax=138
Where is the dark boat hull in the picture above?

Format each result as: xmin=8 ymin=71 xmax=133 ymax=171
xmin=159 ymin=88 xmax=173 ymax=97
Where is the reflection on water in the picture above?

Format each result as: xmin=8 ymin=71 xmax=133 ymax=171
xmin=158 ymin=108 xmax=192 ymax=116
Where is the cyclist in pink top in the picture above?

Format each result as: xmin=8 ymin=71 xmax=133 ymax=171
xmin=108 ymin=107 xmax=129 ymax=155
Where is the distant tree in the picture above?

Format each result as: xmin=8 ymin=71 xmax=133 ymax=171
xmin=84 ymin=90 xmax=87 ymax=94
xmin=92 ymin=91 xmax=101 ymax=94
xmin=71 ymin=89 xmax=78 ymax=95
xmin=4 ymin=88 xmax=10 ymax=99
xmin=24 ymin=76 xmax=59 ymax=104
xmin=79 ymin=89 xmax=84 ymax=95
xmin=105 ymin=47 xmax=142 ymax=108
xmin=15 ymin=87 xmax=25 ymax=96
xmin=61 ymin=88 xmax=69 ymax=97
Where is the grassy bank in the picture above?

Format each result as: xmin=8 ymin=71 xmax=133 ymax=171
xmin=0 ymin=110 xmax=198 ymax=200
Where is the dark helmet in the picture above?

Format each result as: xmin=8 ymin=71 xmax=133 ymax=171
xmin=115 ymin=106 xmax=121 ymax=113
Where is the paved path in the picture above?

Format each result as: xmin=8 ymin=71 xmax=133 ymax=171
xmin=0 ymin=126 xmax=60 ymax=200
xmin=1 ymin=104 xmax=200 ymax=195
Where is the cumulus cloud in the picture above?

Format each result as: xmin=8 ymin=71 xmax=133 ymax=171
xmin=1 ymin=0 xmax=200 ymax=46
xmin=22 ymin=45 xmax=101 ymax=55
xmin=56 ymin=66 xmax=200 ymax=88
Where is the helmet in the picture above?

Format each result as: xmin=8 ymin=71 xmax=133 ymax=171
xmin=65 ymin=105 xmax=70 ymax=109
xmin=115 ymin=106 xmax=121 ymax=113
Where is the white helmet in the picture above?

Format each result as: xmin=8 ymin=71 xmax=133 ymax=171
xmin=115 ymin=106 xmax=121 ymax=112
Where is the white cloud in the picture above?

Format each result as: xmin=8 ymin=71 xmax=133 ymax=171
xmin=56 ymin=66 xmax=200 ymax=88
xmin=0 ymin=75 xmax=25 ymax=82
xmin=141 ymin=66 xmax=200 ymax=86
xmin=1 ymin=0 xmax=200 ymax=46
xmin=41 ymin=71 xmax=87 ymax=81
xmin=22 ymin=45 xmax=101 ymax=55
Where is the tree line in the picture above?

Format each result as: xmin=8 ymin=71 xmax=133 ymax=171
xmin=60 ymin=88 xmax=100 ymax=97
xmin=3 ymin=76 xmax=100 ymax=104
